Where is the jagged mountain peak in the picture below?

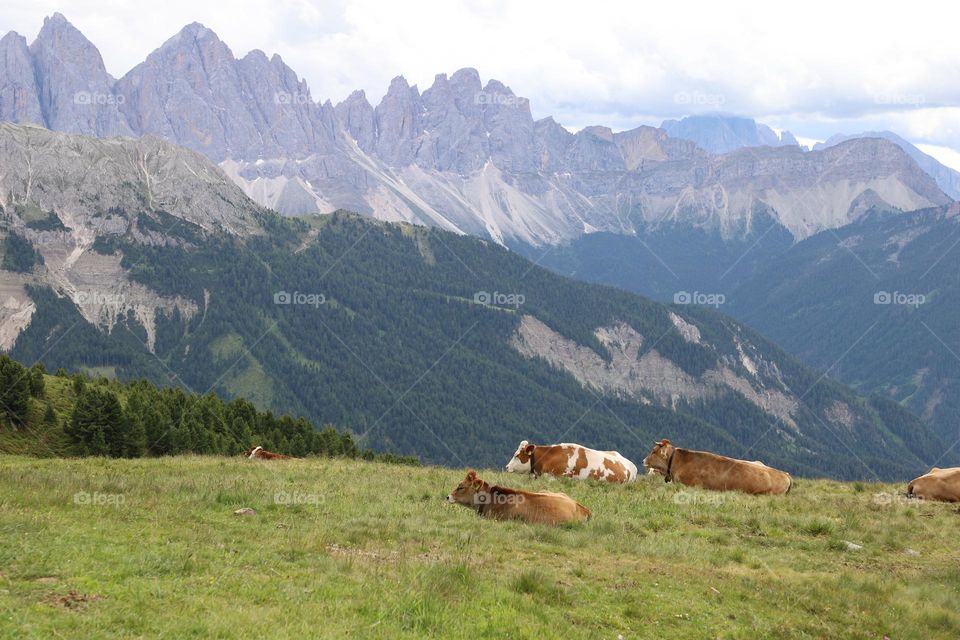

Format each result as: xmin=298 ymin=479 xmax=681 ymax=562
xmin=172 ymin=21 xmax=221 ymax=42
xmin=32 ymin=12 xmax=106 ymax=67
xmin=0 ymin=16 xmax=950 ymax=247
xmin=0 ymin=30 xmax=26 ymax=46
xmin=28 ymin=13 xmax=128 ymax=137
xmin=37 ymin=12 xmax=77 ymax=36
xmin=385 ymin=75 xmax=414 ymax=93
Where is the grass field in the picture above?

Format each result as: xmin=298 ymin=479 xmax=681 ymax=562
xmin=1 ymin=455 xmax=958 ymax=639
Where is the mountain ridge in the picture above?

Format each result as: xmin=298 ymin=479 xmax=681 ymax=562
xmin=0 ymin=14 xmax=950 ymax=248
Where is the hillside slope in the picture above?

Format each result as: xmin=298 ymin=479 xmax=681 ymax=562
xmin=3 ymin=202 xmax=952 ymax=478
xmin=728 ymin=203 xmax=960 ymax=446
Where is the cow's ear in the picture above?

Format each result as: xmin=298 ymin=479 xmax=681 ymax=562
xmin=472 ymin=479 xmax=483 ymax=490
xmin=524 ymin=444 xmax=535 ymax=455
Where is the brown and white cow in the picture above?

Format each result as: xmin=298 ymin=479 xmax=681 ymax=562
xmin=244 ymin=446 xmax=291 ymax=460
xmin=504 ymin=441 xmax=638 ymax=483
xmin=907 ymin=467 xmax=960 ymax=502
xmin=446 ymin=471 xmax=592 ymax=526
xmin=643 ymin=439 xmax=792 ymax=495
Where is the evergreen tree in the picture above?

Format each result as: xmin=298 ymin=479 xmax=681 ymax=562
xmin=28 ymin=364 xmax=46 ymax=398
xmin=0 ymin=355 xmax=31 ymax=428
xmin=67 ymin=388 xmax=125 ymax=456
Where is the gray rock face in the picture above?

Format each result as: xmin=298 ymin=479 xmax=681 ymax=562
xmin=661 ymin=115 xmax=798 ymax=154
xmin=0 ymin=32 xmax=43 ymax=124
xmin=334 ymin=90 xmax=375 ymax=153
xmin=29 ymin=13 xmax=130 ymax=137
xmin=816 ymin=131 xmax=960 ymax=200
xmin=115 ymin=23 xmax=336 ymax=161
xmin=0 ymin=122 xmax=263 ymax=237
xmin=373 ymin=76 xmax=423 ymax=167
xmin=0 ymin=14 xmax=950 ymax=247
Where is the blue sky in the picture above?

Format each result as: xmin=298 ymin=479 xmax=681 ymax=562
xmin=5 ymin=0 xmax=960 ymax=168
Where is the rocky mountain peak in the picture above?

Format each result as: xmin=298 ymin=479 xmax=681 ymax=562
xmin=335 ymin=89 xmax=375 ymax=152
xmin=29 ymin=13 xmax=129 ymax=137
xmin=0 ymin=31 xmax=43 ymax=125
xmin=374 ymin=76 xmax=423 ymax=166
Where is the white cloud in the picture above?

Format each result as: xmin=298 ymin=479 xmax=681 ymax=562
xmin=2 ymin=0 xmax=958 ymax=155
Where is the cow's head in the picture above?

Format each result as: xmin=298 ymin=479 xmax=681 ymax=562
xmin=504 ymin=440 xmax=535 ymax=473
xmin=643 ymin=439 xmax=675 ymax=476
xmin=447 ymin=470 xmax=484 ymax=506
xmin=246 ymin=446 xmax=263 ymax=459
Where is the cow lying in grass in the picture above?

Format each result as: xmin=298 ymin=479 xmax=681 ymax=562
xmin=447 ymin=471 xmax=592 ymax=525
xmin=244 ymin=446 xmax=291 ymax=460
xmin=907 ymin=467 xmax=960 ymax=502
xmin=643 ymin=439 xmax=792 ymax=495
xmin=504 ymin=440 xmax=638 ymax=483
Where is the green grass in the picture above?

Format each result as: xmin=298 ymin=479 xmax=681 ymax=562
xmin=1 ymin=455 xmax=958 ymax=639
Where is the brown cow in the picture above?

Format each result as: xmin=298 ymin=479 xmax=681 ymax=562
xmin=446 ymin=471 xmax=592 ymax=525
xmin=643 ymin=439 xmax=792 ymax=495
xmin=907 ymin=467 xmax=960 ymax=502
xmin=504 ymin=440 xmax=638 ymax=483
xmin=244 ymin=446 xmax=291 ymax=460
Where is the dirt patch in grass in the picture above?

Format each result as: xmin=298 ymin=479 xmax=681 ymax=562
xmin=43 ymin=591 xmax=105 ymax=610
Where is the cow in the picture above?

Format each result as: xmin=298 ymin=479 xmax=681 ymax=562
xmin=907 ymin=467 xmax=960 ymax=503
xmin=244 ymin=446 xmax=291 ymax=460
xmin=446 ymin=471 xmax=592 ymax=526
xmin=642 ymin=439 xmax=792 ymax=495
xmin=504 ymin=440 xmax=638 ymax=483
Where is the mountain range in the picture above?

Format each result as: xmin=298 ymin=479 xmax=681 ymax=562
xmin=0 ymin=121 xmax=951 ymax=479
xmin=2 ymin=13 xmax=960 ymax=478
xmin=0 ymin=14 xmax=953 ymax=249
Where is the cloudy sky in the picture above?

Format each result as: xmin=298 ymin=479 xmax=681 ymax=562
xmin=5 ymin=0 xmax=960 ymax=168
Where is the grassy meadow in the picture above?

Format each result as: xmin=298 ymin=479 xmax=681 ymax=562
xmin=1 ymin=455 xmax=958 ymax=639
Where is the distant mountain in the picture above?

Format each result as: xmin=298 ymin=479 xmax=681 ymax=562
xmin=815 ymin=131 xmax=960 ymax=200
xmin=0 ymin=14 xmax=950 ymax=248
xmin=727 ymin=202 xmax=960 ymax=446
xmin=0 ymin=122 xmax=949 ymax=479
xmin=661 ymin=115 xmax=799 ymax=154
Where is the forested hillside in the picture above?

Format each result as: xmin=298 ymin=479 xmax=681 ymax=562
xmin=0 ymin=354 xmax=413 ymax=463
xmin=729 ymin=204 xmax=960 ymax=445
xmin=7 ymin=211 xmax=951 ymax=479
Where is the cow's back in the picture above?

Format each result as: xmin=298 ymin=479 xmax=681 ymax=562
xmin=908 ymin=467 xmax=960 ymax=502
xmin=489 ymin=487 xmax=591 ymax=525
xmin=671 ymin=449 xmax=791 ymax=495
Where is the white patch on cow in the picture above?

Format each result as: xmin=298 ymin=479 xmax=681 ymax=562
xmin=504 ymin=440 xmax=532 ymax=473
xmin=560 ymin=443 xmax=637 ymax=482
xmin=248 ymin=446 xmax=263 ymax=459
